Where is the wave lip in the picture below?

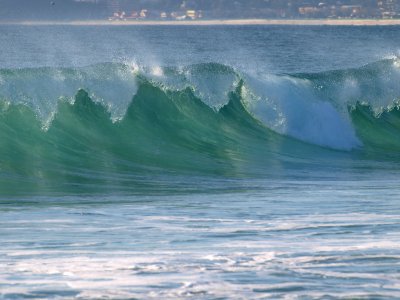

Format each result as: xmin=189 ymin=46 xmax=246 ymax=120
xmin=1 ymin=60 xmax=399 ymax=150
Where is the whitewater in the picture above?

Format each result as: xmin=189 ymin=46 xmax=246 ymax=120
xmin=1 ymin=25 xmax=400 ymax=299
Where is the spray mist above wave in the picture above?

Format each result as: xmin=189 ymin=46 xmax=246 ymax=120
xmin=0 ymin=58 xmax=399 ymax=151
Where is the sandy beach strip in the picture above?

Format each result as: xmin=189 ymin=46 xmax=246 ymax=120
xmin=3 ymin=19 xmax=400 ymax=26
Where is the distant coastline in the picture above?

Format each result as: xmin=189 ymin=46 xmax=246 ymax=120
xmin=3 ymin=19 xmax=400 ymax=26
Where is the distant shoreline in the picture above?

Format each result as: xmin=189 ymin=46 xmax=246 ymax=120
xmin=3 ymin=19 xmax=400 ymax=26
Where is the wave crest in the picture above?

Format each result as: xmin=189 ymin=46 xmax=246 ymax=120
xmin=0 ymin=59 xmax=400 ymax=193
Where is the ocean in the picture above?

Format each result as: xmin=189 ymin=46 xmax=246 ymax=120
xmin=0 ymin=24 xmax=400 ymax=299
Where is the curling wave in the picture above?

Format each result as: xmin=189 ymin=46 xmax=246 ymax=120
xmin=0 ymin=59 xmax=400 ymax=194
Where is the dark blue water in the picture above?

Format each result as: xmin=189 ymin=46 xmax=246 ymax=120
xmin=0 ymin=25 xmax=400 ymax=299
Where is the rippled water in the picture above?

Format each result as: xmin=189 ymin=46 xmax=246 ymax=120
xmin=1 ymin=178 xmax=400 ymax=299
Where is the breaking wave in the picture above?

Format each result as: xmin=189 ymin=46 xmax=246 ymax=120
xmin=1 ymin=58 xmax=400 ymax=194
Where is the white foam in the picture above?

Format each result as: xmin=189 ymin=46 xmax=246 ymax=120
xmin=145 ymin=64 xmax=240 ymax=109
xmin=320 ymin=57 xmax=400 ymax=115
xmin=151 ymin=66 xmax=164 ymax=77
xmin=0 ymin=64 xmax=139 ymax=124
xmin=242 ymin=74 xmax=362 ymax=150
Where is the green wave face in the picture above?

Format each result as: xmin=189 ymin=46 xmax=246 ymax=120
xmin=1 ymin=60 xmax=400 ymax=195
xmin=0 ymin=82 xmax=339 ymax=195
xmin=0 ymin=83 xmax=253 ymax=194
xmin=351 ymin=103 xmax=400 ymax=153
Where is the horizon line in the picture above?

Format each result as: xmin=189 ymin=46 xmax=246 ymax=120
xmin=2 ymin=18 xmax=400 ymax=26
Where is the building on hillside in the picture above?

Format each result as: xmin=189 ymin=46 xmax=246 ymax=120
xmin=139 ymin=9 xmax=148 ymax=18
xmin=339 ymin=5 xmax=362 ymax=18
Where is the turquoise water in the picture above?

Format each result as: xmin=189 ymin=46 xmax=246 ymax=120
xmin=0 ymin=25 xmax=400 ymax=299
